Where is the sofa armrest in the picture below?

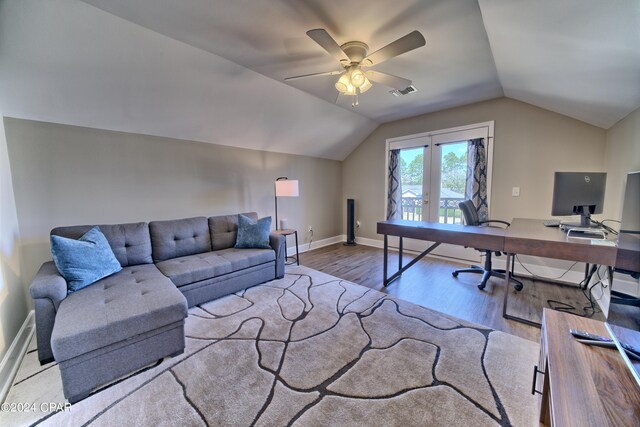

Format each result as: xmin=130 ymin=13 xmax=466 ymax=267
xmin=269 ymin=233 xmax=286 ymax=279
xmin=29 ymin=261 xmax=68 ymax=364
xmin=29 ymin=261 xmax=68 ymax=308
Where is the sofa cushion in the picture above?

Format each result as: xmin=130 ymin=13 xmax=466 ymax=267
xmin=51 ymin=264 xmax=187 ymax=362
xmin=156 ymin=248 xmax=275 ymax=287
xmin=51 ymin=227 xmax=122 ymax=293
xmin=235 ymin=215 xmax=272 ymax=249
xmin=209 ymin=212 xmax=257 ymax=250
xmin=156 ymin=252 xmax=233 ymax=287
xmin=216 ymin=247 xmax=275 ymax=271
xmin=51 ymin=222 xmax=153 ymax=267
xmin=149 ymin=217 xmax=211 ymax=262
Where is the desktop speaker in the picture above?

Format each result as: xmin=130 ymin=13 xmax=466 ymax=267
xmin=345 ymin=199 xmax=356 ymax=246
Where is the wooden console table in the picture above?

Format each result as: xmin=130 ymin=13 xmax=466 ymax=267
xmin=536 ymin=309 xmax=640 ymax=426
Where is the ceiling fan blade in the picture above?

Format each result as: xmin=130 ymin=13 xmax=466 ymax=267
xmin=284 ymin=70 xmax=343 ymax=81
xmin=362 ymin=30 xmax=425 ymax=66
xmin=365 ymin=70 xmax=412 ymax=90
xmin=306 ymin=29 xmax=350 ymax=64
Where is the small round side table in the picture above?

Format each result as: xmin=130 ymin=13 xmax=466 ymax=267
xmin=273 ymin=229 xmax=299 ymax=266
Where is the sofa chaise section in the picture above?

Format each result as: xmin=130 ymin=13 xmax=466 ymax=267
xmin=51 ymin=264 xmax=187 ymax=403
xmin=30 ymin=222 xmax=188 ymax=403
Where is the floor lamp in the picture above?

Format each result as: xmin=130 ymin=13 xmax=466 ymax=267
xmin=274 ymin=177 xmax=299 ymax=230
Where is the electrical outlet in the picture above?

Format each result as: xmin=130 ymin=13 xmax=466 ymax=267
xmin=307 ymin=226 xmax=313 ymax=233
xmin=356 ymin=220 xmax=361 ymax=228
xmin=512 ymin=187 xmax=520 ymax=197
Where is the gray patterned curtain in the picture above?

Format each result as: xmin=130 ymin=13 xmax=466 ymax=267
xmin=465 ymin=138 xmax=488 ymax=221
xmin=387 ymin=149 xmax=402 ymax=220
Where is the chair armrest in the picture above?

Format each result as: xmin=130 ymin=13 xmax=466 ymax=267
xmin=479 ymin=219 xmax=511 ymax=228
xmin=269 ymin=233 xmax=286 ymax=279
xmin=29 ymin=261 xmax=67 ymax=309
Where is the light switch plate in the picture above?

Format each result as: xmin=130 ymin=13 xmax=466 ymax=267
xmin=512 ymin=187 xmax=520 ymax=197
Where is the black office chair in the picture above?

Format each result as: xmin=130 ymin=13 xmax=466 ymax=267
xmin=452 ymin=200 xmax=524 ymax=291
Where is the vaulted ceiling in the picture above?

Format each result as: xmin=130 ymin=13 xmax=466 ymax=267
xmin=1 ymin=0 xmax=639 ymax=160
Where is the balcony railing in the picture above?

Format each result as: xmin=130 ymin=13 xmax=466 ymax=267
xmin=401 ymin=196 xmax=464 ymax=224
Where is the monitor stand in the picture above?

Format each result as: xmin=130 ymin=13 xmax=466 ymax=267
xmin=561 ymin=205 xmax=599 ymax=228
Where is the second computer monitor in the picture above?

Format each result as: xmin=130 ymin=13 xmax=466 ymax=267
xmin=551 ymin=172 xmax=606 ymax=227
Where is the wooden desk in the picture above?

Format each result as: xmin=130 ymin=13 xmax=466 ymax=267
xmin=503 ymin=218 xmax=618 ymax=326
xmin=537 ymin=309 xmax=640 ymax=426
xmin=377 ymin=219 xmax=505 ymax=286
xmin=378 ymin=218 xmax=623 ymax=326
xmin=616 ymin=233 xmax=640 ymax=273
xmin=504 ymin=218 xmax=617 ymax=266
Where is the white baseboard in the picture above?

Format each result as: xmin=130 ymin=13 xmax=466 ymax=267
xmin=351 ymin=236 xmax=383 ymax=249
xmin=286 ymin=235 xmax=345 ymax=257
xmin=0 ymin=310 xmax=35 ymax=404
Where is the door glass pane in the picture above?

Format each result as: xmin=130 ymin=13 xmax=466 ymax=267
xmin=399 ymin=147 xmax=424 ymax=221
xmin=438 ymin=142 xmax=467 ymax=224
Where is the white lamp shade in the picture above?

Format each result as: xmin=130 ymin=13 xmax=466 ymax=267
xmin=275 ymin=179 xmax=299 ymax=197
xmin=359 ymin=76 xmax=372 ymax=93
xmin=350 ymin=67 xmax=365 ymax=87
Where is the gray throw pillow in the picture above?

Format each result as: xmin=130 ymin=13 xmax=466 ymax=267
xmin=234 ymin=215 xmax=272 ymax=249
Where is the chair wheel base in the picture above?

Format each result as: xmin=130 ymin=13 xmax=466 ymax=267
xmin=477 ymin=283 xmax=486 ymax=290
xmin=452 ymin=271 xmax=459 ymax=278
xmin=514 ymin=283 xmax=523 ymax=292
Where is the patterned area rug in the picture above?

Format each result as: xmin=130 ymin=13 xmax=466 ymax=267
xmin=2 ymin=266 xmax=538 ymax=426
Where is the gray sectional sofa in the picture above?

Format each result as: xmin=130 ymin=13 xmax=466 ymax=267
xmin=29 ymin=212 xmax=285 ymax=403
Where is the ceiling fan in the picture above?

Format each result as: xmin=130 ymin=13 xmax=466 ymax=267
xmin=285 ymin=29 xmax=426 ymax=106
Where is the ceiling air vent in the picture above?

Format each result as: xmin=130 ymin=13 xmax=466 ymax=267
xmin=390 ymin=85 xmax=418 ymax=96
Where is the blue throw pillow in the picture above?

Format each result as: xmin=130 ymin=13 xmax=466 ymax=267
xmin=235 ymin=215 xmax=272 ymax=249
xmin=51 ymin=226 xmax=122 ymax=293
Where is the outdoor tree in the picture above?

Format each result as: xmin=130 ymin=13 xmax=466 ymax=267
xmin=400 ymin=150 xmax=467 ymax=192
xmin=402 ymin=154 xmax=423 ymax=185
xmin=441 ymin=151 xmax=466 ymax=194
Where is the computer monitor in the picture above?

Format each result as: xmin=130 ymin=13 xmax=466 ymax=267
xmin=551 ymin=172 xmax=607 ymax=227
xmin=606 ymin=171 xmax=640 ymax=386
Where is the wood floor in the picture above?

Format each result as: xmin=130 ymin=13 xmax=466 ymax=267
xmin=300 ymin=243 xmax=604 ymax=343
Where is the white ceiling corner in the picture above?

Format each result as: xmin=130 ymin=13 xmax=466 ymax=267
xmin=478 ymin=0 xmax=640 ymax=129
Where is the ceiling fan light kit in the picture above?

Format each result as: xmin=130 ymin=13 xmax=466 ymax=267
xmin=286 ymin=29 xmax=426 ymax=107
xmin=335 ymin=65 xmax=373 ymax=106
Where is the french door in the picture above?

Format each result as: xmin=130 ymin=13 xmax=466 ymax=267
xmin=386 ymin=122 xmax=494 ymax=262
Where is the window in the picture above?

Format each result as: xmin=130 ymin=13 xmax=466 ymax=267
xmin=385 ymin=122 xmax=494 ymax=260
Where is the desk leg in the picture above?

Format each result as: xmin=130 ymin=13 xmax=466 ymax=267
xmin=503 ymin=253 xmax=541 ymax=328
xmin=294 ymin=231 xmax=300 ymax=266
xmin=398 ymin=237 xmax=403 ymax=271
xmin=502 ymin=253 xmax=512 ymax=320
xmin=583 ymin=264 xmax=590 ymax=289
xmin=383 ymin=234 xmax=388 ymax=287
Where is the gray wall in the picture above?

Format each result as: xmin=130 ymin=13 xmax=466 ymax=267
xmin=343 ymin=97 xmax=608 ymax=240
xmin=604 ymin=106 xmax=640 ymax=221
xmin=0 ymin=116 xmax=26 ymax=363
xmin=4 ymin=117 xmax=342 ymax=303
